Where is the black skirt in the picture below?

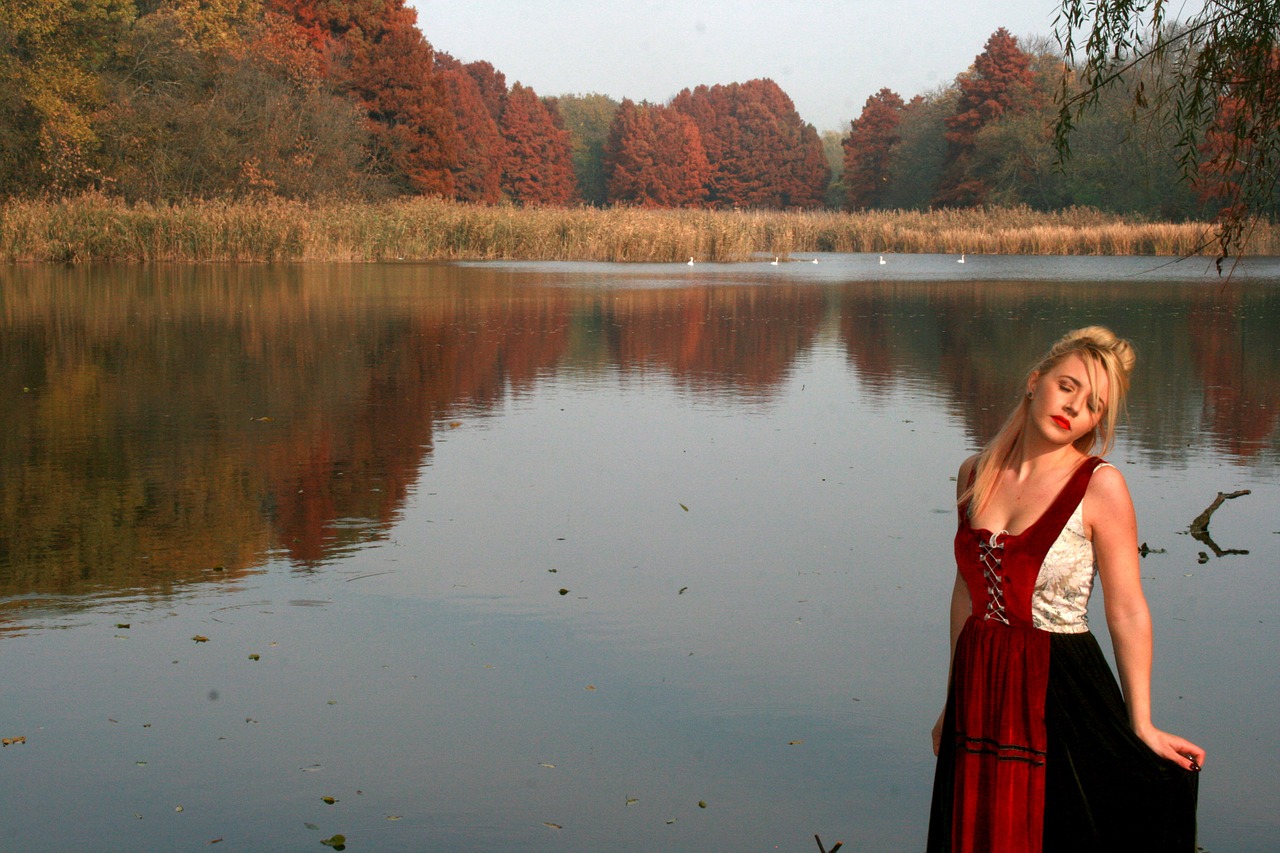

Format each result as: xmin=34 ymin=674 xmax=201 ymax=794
xmin=929 ymin=630 xmax=1199 ymax=852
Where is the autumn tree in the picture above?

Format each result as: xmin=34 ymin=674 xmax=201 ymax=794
xmin=435 ymin=52 xmax=503 ymax=203
xmin=842 ymin=88 xmax=905 ymax=209
xmin=267 ymin=0 xmax=458 ymax=196
xmin=1193 ymin=49 xmax=1280 ymax=226
xmin=935 ymin=28 xmax=1040 ymax=206
xmin=603 ymin=99 xmax=709 ymax=207
xmin=464 ymin=60 xmax=508 ymax=124
xmin=0 ymin=0 xmax=133 ymax=196
xmin=499 ymin=83 xmax=576 ymax=205
xmin=671 ymin=79 xmax=828 ymax=209
xmin=91 ymin=3 xmax=375 ymax=201
xmin=554 ymin=93 xmax=620 ymax=206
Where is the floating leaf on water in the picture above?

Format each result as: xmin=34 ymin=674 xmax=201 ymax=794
xmin=116 ymin=624 xmax=130 ymax=629
xmin=538 ymin=763 xmax=556 ymax=769
xmin=558 ymin=588 xmax=569 ymax=595
xmin=788 ymin=740 xmax=804 ymax=745
xmin=625 ymin=798 xmax=639 ymax=806
xmin=679 ymin=503 xmax=689 ymax=512
xmin=248 ymin=654 xmax=260 ymax=661
xmin=542 ymin=822 xmax=562 ymax=830
xmin=321 ymin=796 xmax=337 ymax=805
xmin=304 ymin=823 xmax=319 ymax=830
xmin=192 ymin=635 xmax=209 ymax=643
xmin=584 ymin=684 xmax=596 ymax=691
xmin=2 ymin=736 xmax=26 ymax=747
xmin=209 ymin=839 xmax=223 ymax=844
xmin=678 ymin=587 xmax=688 ymax=595
xmin=319 ymin=834 xmax=346 ymax=849
xmin=698 ymin=800 xmax=707 ymax=808
xmin=300 ymin=765 xmax=322 ymax=772
xmin=327 ymin=700 xmax=337 ymax=705
xmin=175 ymin=805 xmax=184 ymax=812
xmin=666 ymin=818 xmax=677 ymax=825
xmin=385 ymin=815 xmax=402 ymax=821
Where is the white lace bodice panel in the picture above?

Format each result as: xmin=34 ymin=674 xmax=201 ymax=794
xmin=1031 ymin=500 xmax=1096 ymax=633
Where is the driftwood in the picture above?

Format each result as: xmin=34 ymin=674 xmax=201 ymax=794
xmin=1189 ymin=490 xmax=1251 ymax=558
xmin=814 ymin=834 xmax=843 ymax=853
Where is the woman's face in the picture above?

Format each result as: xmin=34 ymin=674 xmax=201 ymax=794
xmin=1028 ymin=353 xmax=1108 ymax=446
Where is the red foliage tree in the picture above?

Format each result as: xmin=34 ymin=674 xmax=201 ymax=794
xmin=603 ymin=99 xmax=710 ymax=207
xmin=842 ymin=88 xmax=905 ymax=209
xmin=1195 ymin=48 xmax=1280 ymax=226
xmin=935 ymin=28 xmax=1039 ymax=206
xmin=266 ymin=0 xmax=458 ymax=196
xmin=671 ymin=79 xmax=828 ymax=208
xmin=499 ymin=83 xmax=577 ymax=205
xmin=435 ymin=52 xmax=503 ymax=203
xmin=465 ymin=60 xmax=508 ymax=124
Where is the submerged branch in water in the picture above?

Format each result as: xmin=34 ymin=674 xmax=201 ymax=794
xmin=1189 ymin=490 xmax=1251 ymax=558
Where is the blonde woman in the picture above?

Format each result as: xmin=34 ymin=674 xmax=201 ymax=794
xmin=927 ymin=327 xmax=1204 ymax=852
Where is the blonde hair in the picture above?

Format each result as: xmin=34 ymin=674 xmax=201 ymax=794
xmin=962 ymin=326 xmax=1136 ymax=515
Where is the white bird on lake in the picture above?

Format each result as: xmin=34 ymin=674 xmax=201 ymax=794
xmin=879 ymin=255 xmax=886 ymax=265
xmin=811 ymin=257 xmax=819 ymax=264
xmin=958 ymin=253 xmax=966 ymax=263
xmin=770 ymin=257 xmax=779 ymax=265
xmin=687 ymin=256 xmax=695 ymax=265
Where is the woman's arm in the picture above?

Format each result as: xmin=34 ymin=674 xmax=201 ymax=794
xmin=1087 ymin=465 xmax=1205 ymax=771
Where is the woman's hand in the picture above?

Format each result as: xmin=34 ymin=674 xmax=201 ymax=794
xmin=932 ymin=709 xmax=945 ymax=756
xmin=1133 ymin=723 xmax=1205 ymax=772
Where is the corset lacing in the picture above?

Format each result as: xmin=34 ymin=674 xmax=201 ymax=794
xmin=979 ymin=530 xmax=1009 ymax=625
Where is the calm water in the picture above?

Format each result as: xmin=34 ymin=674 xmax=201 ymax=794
xmin=1 ymin=256 xmax=1277 ymax=852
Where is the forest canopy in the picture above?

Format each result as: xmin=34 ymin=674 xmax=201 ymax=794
xmin=0 ymin=0 xmax=1264 ymax=230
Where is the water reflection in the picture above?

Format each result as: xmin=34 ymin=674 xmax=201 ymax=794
xmin=1 ymin=259 xmax=1278 ymax=851
xmin=3 ymin=262 xmax=1278 ymax=601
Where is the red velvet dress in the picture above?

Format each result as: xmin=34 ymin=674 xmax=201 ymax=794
xmin=927 ymin=457 xmax=1198 ymax=852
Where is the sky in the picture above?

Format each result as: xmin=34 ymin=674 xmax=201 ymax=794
xmin=410 ymin=0 xmax=1063 ymax=132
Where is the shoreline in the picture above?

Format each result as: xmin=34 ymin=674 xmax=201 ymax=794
xmin=3 ymin=195 xmax=1273 ymax=264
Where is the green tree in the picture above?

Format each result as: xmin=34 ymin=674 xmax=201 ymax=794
xmin=882 ymin=91 xmax=954 ymax=210
xmin=553 ymin=93 xmax=619 ymax=206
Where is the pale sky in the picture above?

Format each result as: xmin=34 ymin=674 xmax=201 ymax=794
xmin=410 ymin=0 xmax=1062 ymax=132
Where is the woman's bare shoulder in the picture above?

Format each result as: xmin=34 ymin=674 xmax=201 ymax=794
xmin=1084 ymin=460 xmax=1136 ymax=531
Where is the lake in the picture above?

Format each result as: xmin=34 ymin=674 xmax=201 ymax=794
xmin=1 ymin=255 xmax=1277 ymax=852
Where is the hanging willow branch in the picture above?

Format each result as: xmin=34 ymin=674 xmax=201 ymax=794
xmin=1054 ymin=0 xmax=1280 ymax=265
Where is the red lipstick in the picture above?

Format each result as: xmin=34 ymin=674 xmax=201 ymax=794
xmin=1051 ymin=415 xmax=1071 ymax=430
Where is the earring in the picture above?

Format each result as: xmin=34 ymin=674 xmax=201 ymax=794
xmin=1026 ymin=390 xmax=1034 ymax=399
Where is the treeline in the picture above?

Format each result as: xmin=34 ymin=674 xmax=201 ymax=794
xmin=837 ymin=28 xmax=1233 ymax=220
xmin=1 ymin=0 xmax=827 ymax=210
xmin=0 ymin=2 xmax=1246 ymax=222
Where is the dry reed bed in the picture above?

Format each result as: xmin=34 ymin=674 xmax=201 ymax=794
xmin=2 ymin=195 xmax=1273 ymax=263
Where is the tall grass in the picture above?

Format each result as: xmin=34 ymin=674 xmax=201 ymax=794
xmin=2 ymin=194 xmax=1275 ymax=263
